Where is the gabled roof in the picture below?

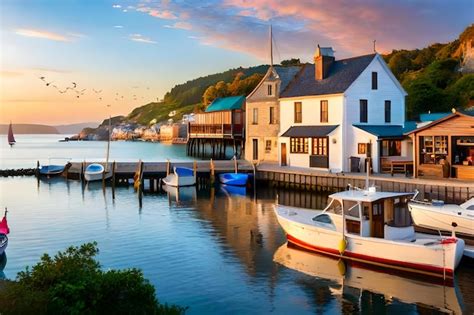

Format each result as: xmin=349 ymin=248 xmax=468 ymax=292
xmin=205 ymin=95 xmax=245 ymax=112
xmin=353 ymin=124 xmax=405 ymax=138
xmin=281 ymin=125 xmax=339 ymax=137
xmin=280 ymin=54 xmax=376 ymax=98
xmin=419 ymin=112 xmax=451 ymax=122
xmin=406 ymin=110 xmax=474 ymax=135
xmin=246 ymin=65 xmax=301 ymax=100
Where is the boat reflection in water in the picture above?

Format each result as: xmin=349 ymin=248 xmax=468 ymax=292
xmin=0 ymin=253 xmax=6 ymax=280
xmin=274 ymin=243 xmax=464 ymax=314
xmin=163 ymin=184 xmax=197 ymax=207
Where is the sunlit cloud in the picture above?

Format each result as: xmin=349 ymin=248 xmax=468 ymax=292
xmin=112 ymin=4 xmax=122 ymax=9
xmin=136 ymin=7 xmax=177 ymax=19
xmin=15 ymin=28 xmax=74 ymax=42
xmin=165 ymin=22 xmax=192 ymax=30
xmin=122 ymin=9 xmax=128 ymax=12
xmin=129 ymin=34 xmax=157 ymax=44
xmin=114 ymin=25 xmax=124 ymax=28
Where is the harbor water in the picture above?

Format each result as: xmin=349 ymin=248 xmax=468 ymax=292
xmin=0 ymin=135 xmax=473 ymax=314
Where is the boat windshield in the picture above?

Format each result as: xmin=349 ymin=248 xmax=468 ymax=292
xmin=343 ymin=200 xmax=360 ymax=218
xmin=312 ymin=214 xmax=336 ymax=230
xmin=324 ymin=198 xmax=342 ymax=215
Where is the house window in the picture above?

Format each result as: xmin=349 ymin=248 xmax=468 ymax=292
xmin=372 ymin=72 xmax=378 ymax=90
xmin=420 ymin=136 xmax=448 ymax=164
xmin=358 ymin=143 xmax=367 ymax=154
xmin=294 ymin=102 xmax=302 ymax=123
xmin=312 ymin=137 xmax=328 ymax=156
xmin=265 ymin=140 xmax=272 ymax=152
xmin=382 ymin=140 xmax=401 ymax=156
xmin=360 ymin=100 xmax=368 ymax=123
xmin=290 ymin=137 xmax=308 ymax=153
xmin=252 ymin=108 xmax=258 ymax=124
xmin=267 ymin=84 xmax=273 ymax=96
xmin=269 ymin=106 xmax=275 ymax=124
xmin=320 ymin=100 xmax=328 ymax=123
xmin=385 ymin=100 xmax=391 ymax=123
xmin=252 ymin=139 xmax=258 ymax=160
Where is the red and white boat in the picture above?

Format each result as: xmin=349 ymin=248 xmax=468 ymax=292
xmin=0 ymin=209 xmax=10 ymax=256
xmin=274 ymin=188 xmax=465 ymax=279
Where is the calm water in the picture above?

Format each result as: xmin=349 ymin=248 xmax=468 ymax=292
xmin=0 ymin=136 xmax=473 ymax=314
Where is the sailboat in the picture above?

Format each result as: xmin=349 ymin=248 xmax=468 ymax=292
xmin=7 ymin=122 xmax=15 ymax=146
xmin=0 ymin=208 xmax=10 ymax=256
xmin=85 ymin=115 xmax=112 ymax=182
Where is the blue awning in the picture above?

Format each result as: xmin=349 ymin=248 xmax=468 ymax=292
xmin=281 ymin=125 xmax=339 ymax=137
xmin=353 ymin=125 xmax=405 ymax=138
xmin=205 ymin=96 xmax=245 ymax=112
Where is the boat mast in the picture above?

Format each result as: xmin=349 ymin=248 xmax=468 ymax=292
xmin=105 ymin=106 xmax=111 ymax=172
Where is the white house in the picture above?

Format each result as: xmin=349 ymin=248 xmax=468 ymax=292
xmin=278 ymin=46 xmax=412 ymax=173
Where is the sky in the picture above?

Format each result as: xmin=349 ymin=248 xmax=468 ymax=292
xmin=0 ymin=0 xmax=472 ymax=125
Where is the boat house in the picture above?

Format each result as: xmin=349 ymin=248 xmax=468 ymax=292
xmin=407 ymin=109 xmax=474 ymax=179
xmin=278 ymin=46 xmax=412 ymax=173
xmin=187 ymin=95 xmax=245 ymax=158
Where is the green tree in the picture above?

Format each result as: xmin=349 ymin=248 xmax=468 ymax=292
xmin=0 ymin=243 xmax=185 ymax=315
xmin=280 ymin=58 xmax=301 ymax=67
xmin=405 ymin=79 xmax=449 ymax=119
xmin=447 ymin=74 xmax=474 ymax=108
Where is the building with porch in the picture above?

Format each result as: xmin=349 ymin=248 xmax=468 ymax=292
xmin=278 ymin=46 xmax=411 ymax=173
xmin=245 ymin=65 xmax=301 ymax=162
xmin=407 ymin=109 xmax=474 ymax=180
xmin=187 ymin=95 xmax=245 ymax=158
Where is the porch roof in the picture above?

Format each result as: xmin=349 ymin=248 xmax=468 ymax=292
xmin=281 ymin=125 xmax=338 ymax=137
xmin=205 ymin=95 xmax=245 ymax=112
xmin=353 ymin=124 xmax=406 ymax=139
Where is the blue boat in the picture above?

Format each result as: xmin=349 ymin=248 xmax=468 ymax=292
xmin=218 ymin=173 xmax=249 ymax=186
xmin=39 ymin=164 xmax=66 ymax=176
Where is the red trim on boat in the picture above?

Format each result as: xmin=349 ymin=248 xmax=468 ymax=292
xmin=286 ymin=234 xmax=454 ymax=277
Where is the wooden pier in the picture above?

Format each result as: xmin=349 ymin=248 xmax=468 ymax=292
xmin=255 ymin=163 xmax=474 ymax=203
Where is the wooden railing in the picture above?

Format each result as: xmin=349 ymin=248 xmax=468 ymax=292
xmin=188 ymin=124 xmax=243 ymax=138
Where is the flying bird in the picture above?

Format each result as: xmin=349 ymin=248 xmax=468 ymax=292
xmin=71 ymin=82 xmax=77 ymax=88
xmin=93 ymin=89 xmax=102 ymax=93
xmin=45 ymin=81 xmax=54 ymax=86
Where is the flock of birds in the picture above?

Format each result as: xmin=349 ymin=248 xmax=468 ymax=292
xmin=39 ymin=76 xmax=152 ymax=102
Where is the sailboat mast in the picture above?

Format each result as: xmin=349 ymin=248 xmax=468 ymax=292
xmin=105 ymin=115 xmax=111 ymax=171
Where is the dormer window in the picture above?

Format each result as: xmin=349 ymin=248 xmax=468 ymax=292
xmin=371 ymin=72 xmax=378 ymax=90
xmin=267 ymin=84 xmax=273 ymax=96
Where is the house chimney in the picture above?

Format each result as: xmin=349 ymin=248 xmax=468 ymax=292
xmin=314 ymin=45 xmax=335 ymax=80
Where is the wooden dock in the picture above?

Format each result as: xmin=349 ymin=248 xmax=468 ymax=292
xmin=255 ymin=162 xmax=474 ymax=203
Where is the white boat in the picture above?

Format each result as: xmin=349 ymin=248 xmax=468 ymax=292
xmin=274 ymin=188 xmax=465 ymax=279
xmin=84 ymin=163 xmax=112 ymax=182
xmin=161 ymin=167 xmax=196 ymax=187
xmin=408 ymin=196 xmax=474 ymax=238
xmin=273 ymin=244 xmax=464 ymax=314
xmin=85 ymin=114 xmax=113 ymax=182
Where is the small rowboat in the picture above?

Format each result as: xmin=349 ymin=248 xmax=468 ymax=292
xmin=84 ymin=163 xmax=112 ymax=182
xmin=162 ymin=167 xmax=196 ymax=187
xmin=218 ymin=173 xmax=248 ymax=186
xmin=39 ymin=165 xmax=66 ymax=176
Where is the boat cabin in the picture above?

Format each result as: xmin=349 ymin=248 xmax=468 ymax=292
xmin=315 ymin=190 xmax=414 ymax=239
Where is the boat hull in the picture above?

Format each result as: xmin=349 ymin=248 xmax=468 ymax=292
xmin=408 ymin=202 xmax=474 ymax=237
xmin=162 ymin=174 xmax=196 ymax=187
xmin=275 ymin=205 xmax=464 ymax=279
xmin=218 ymin=173 xmax=249 ymax=186
xmin=0 ymin=234 xmax=7 ymax=256
xmin=84 ymin=164 xmax=112 ymax=182
xmin=39 ymin=165 xmax=65 ymax=176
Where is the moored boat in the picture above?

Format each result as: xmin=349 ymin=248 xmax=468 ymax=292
xmin=0 ymin=209 xmax=10 ymax=256
xmin=274 ymin=188 xmax=465 ymax=279
xmin=162 ymin=167 xmax=196 ymax=187
xmin=218 ymin=173 xmax=249 ymax=186
xmin=273 ymin=243 xmax=464 ymax=314
xmin=84 ymin=163 xmax=112 ymax=182
xmin=39 ymin=164 xmax=66 ymax=176
xmin=408 ymin=196 xmax=474 ymax=238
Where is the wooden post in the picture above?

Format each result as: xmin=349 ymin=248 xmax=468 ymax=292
xmin=112 ymin=161 xmax=116 ymax=199
xmin=193 ymin=160 xmax=197 ymax=178
xmin=210 ymin=159 xmax=215 ymax=185
xmin=81 ymin=161 xmax=86 ymax=184
xmin=36 ymin=160 xmax=40 ymax=178
xmin=234 ymin=156 xmax=238 ymax=173
xmin=102 ymin=168 xmax=106 ymax=191
xmin=166 ymin=159 xmax=170 ymax=176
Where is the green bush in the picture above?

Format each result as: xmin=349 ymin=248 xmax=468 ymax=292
xmin=0 ymin=243 xmax=185 ymax=315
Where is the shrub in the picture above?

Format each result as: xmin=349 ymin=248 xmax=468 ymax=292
xmin=0 ymin=242 xmax=185 ymax=315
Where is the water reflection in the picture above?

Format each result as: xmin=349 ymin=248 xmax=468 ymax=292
xmin=162 ymin=185 xmax=197 ymax=207
xmin=274 ymin=243 xmax=465 ymax=314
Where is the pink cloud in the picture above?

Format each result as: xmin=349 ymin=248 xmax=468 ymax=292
xmin=15 ymin=29 xmax=74 ymax=42
xmin=136 ymin=7 xmax=177 ymax=19
xmin=165 ymin=22 xmax=192 ymax=30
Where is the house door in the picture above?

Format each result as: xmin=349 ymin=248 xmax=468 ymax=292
xmin=281 ymin=143 xmax=287 ymax=166
xmin=252 ymin=139 xmax=258 ymax=160
xmin=371 ymin=202 xmax=384 ymax=238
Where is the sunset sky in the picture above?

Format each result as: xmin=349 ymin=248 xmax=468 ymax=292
xmin=0 ymin=0 xmax=472 ymax=125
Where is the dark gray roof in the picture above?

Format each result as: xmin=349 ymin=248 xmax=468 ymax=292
xmin=281 ymin=125 xmax=339 ymax=137
xmin=274 ymin=66 xmax=302 ymax=92
xmin=353 ymin=124 xmax=405 ymax=138
xmin=280 ymin=54 xmax=376 ymax=98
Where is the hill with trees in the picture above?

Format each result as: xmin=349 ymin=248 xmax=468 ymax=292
xmin=384 ymin=24 xmax=474 ymax=119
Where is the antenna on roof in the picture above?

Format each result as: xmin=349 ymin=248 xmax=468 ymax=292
xmin=269 ymin=24 xmax=273 ymax=67
xmin=373 ymin=40 xmax=377 ymax=53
